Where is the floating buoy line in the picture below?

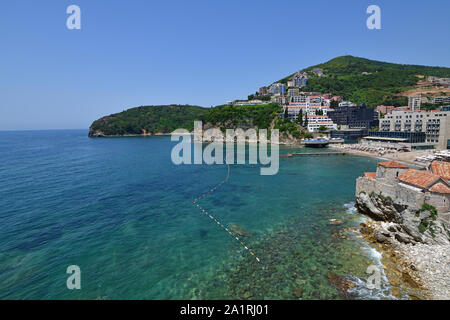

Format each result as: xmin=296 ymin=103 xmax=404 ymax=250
xmin=192 ymin=164 xmax=261 ymax=264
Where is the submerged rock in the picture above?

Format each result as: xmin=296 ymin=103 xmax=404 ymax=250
xmin=229 ymin=223 xmax=252 ymax=237
xmin=327 ymin=273 xmax=356 ymax=299
xmin=329 ymin=219 xmax=343 ymax=225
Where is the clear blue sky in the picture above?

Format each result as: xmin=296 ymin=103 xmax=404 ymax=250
xmin=1 ymin=0 xmax=449 ymax=130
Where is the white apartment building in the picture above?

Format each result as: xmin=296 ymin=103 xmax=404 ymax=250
xmin=380 ymin=110 xmax=450 ymax=149
xmin=408 ymin=95 xmax=421 ymax=111
xmin=306 ymin=115 xmax=338 ymax=132
xmin=287 ymin=71 xmax=308 ymax=88
xmin=290 ymin=95 xmax=308 ymax=103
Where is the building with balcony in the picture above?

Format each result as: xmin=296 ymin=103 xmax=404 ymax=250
xmin=305 ymin=115 xmax=337 ymax=132
xmin=377 ymin=110 xmax=450 ymax=149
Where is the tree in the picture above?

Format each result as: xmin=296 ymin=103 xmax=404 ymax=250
xmin=296 ymin=109 xmax=302 ymax=125
xmin=284 ymin=107 xmax=289 ymax=119
xmin=318 ymin=125 xmax=327 ymax=133
xmin=304 ymin=115 xmax=308 ymax=127
xmin=330 ymin=100 xmax=339 ymax=108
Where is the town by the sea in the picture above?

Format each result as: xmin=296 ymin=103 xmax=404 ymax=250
xmin=0 ymin=130 xmax=400 ymax=299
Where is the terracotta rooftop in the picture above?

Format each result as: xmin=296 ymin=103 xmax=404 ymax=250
xmin=398 ymin=169 xmax=441 ymax=189
xmin=378 ymin=161 xmax=409 ymax=169
xmin=364 ymin=172 xmax=376 ymax=180
xmin=429 ymin=183 xmax=450 ymax=194
xmin=430 ymin=161 xmax=450 ymax=180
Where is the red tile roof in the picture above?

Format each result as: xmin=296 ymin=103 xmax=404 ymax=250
xmin=364 ymin=172 xmax=376 ymax=180
xmin=429 ymin=183 xmax=450 ymax=194
xmin=378 ymin=161 xmax=409 ymax=169
xmin=398 ymin=169 xmax=441 ymax=189
xmin=431 ymin=161 xmax=450 ymax=180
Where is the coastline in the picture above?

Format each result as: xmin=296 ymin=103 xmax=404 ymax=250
xmin=359 ymin=219 xmax=450 ymax=299
xmin=84 ymin=133 xmax=448 ymax=299
xmin=332 ymin=144 xmax=450 ymax=299
xmin=88 ymin=132 xmax=172 ymax=137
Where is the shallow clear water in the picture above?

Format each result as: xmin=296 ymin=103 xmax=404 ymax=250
xmin=0 ymin=130 xmax=393 ymax=299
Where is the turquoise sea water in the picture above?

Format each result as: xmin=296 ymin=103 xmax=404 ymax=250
xmin=0 ymin=130 xmax=394 ymax=299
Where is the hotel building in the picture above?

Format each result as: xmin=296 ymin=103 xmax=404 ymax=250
xmin=305 ymin=115 xmax=337 ymax=132
xmin=375 ymin=110 xmax=450 ymax=149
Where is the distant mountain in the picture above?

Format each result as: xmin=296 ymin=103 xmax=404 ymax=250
xmin=276 ymin=55 xmax=450 ymax=107
xmin=88 ymin=105 xmax=208 ymax=137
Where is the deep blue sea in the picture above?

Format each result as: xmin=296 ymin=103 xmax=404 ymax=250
xmin=0 ymin=130 xmax=396 ymax=299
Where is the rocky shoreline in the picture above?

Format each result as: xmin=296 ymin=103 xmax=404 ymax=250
xmin=88 ymin=131 xmax=171 ymax=137
xmin=356 ymin=192 xmax=450 ymax=299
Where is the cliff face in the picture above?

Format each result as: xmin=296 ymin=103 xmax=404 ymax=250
xmin=356 ymin=192 xmax=450 ymax=246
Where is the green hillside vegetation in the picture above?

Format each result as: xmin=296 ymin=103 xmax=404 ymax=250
xmin=201 ymin=103 xmax=307 ymax=138
xmin=89 ymin=105 xmax=208 ymax=136
xmin=276 ymin=56 xmax=450 ymax=107
xmin=273 ymin=118 xmax=304 ymax=139
xmin=201 ymin=103 xmax=282 ymax=130
xmin=89 ymin=103 xmax=285 ymax=137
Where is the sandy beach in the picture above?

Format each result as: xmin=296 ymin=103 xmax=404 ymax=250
xmin=329 ymin=145 xmax=435 ymax=166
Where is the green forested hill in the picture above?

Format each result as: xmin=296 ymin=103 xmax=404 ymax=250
xmin=89 ymin=56 xmax=450 ymax=136
xmin=277 ymin=55 xmax=450 ymax=107
xmin=89 ymin=103 xmax=283 ymax=137
xmin=88 ymin=105 xmax=208 ymax=137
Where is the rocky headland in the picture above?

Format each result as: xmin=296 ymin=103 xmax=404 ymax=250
xmin=356 ymin=192 xmax=450 ymax=299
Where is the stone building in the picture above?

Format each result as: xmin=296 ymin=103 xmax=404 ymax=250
xmin=429 ymin=161 xmax=450 ymax=183
xmin=356 ymin=161 xmax=450 ymax=214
